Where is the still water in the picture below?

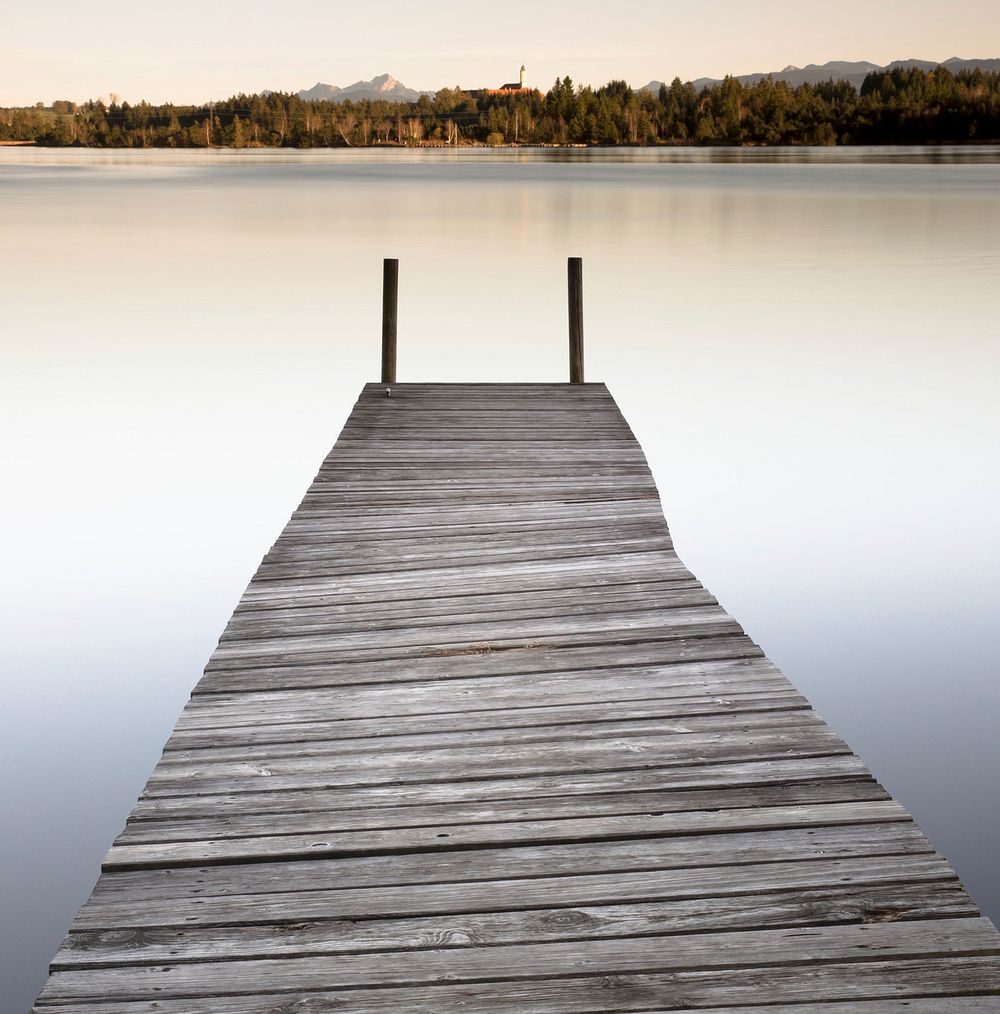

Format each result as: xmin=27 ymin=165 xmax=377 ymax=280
xmin=1 ymin=146 xmax=999 ymax=1010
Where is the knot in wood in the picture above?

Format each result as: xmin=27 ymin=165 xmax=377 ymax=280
xmin=535 ymin=908 xmax=601 ymax=930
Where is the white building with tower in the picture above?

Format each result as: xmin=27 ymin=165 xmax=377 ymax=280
xmin=489 ymin=65 xmax=530 ymax=95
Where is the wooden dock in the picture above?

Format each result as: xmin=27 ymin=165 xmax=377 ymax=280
xmin=35 ymin=382 xmax=1000 ymax=1011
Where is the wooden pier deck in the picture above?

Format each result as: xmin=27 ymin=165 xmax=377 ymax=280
xmin=36 ymin=382 xmax=1000 ymax=1011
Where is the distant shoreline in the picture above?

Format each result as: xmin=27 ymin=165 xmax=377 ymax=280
xmin=4 ymin=67 xmax=1000 ymax=148
xmin=5 ymin=139 xmax=1000 ymax=150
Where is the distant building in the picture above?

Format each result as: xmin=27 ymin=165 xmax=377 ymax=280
xmin=484 ymin=65 xmax=536 ymax=96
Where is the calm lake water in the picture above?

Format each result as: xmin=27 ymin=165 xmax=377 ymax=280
xmin=1 ymin=146 xmax=999 ymax=1011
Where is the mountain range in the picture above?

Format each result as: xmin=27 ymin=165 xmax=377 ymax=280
xmin=297 ymin=74 xmax=430 ymax=104
xmin=641 ymin=56 xmax=1000 ymax=94
xmin=287 ymin=58 xmax=1000 ymax=105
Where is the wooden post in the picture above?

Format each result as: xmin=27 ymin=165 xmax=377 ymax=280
xmin=381 ymin=258 xmax=398 ymax=384
xmin=568 ymin=256 xmax=584 ymax=384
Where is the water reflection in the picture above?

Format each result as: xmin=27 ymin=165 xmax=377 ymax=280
xmin=5 ymin=143 xmax=1000 ymax=166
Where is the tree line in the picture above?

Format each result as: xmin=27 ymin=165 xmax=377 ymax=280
xmin=2 ymin=66 xmax=998 ymax=148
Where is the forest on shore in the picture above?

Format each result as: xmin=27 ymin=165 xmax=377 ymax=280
xmin=2 ymin=66 xmax=999 ymax=148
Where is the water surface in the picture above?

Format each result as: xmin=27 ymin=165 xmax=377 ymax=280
xmin=1 ymin=146 xmax=999 ymax=1012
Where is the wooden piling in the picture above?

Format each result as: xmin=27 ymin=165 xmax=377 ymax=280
xmin=568 ymin=256 xmax=584 ymax=383
xmin=381 ymin=258 xmax=398 ymax=384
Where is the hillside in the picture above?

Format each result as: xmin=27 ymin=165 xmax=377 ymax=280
xmin=643 ymin=56 xmax=1000 ymax=93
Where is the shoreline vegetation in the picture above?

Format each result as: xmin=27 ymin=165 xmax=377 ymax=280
xmin=3 ymin=67 xmax=999 ymax=148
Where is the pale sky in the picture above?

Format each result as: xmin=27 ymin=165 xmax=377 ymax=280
xmin=3 ymin=0 xmax=999 ymax=106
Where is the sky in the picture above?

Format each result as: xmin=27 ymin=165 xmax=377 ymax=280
xmin=3 ymin=0 xmax=1000 ymax=106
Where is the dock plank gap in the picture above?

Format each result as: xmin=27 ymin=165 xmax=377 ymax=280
xmin=35 ymin=382 xmax=1000 ymax=1011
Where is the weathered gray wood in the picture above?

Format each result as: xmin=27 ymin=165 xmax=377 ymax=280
xmin=155 ymin=709 xmax=820 ymax=768
xmin=185 ymin=652 xmax=785 ymax=711
xmin=86 ymin=823 xmax=937 ymax=907
xmin=177 ymin=655 xmax=788 ymax=721
xmin=193 ymin=634 xmax=767 ymax=694
xmin=104 ymin=801 xmax=909 ymax=869
xmin=163 ymin=692 xmax=808 ymax=753
xmin=71 ymin=854 xmax=959 ymax=931
xmin=128 ymin=754 xmax=874 ymax=822
xmin=116 ymin=777 xmax=885 ymax=844
xmin=33 ymin=382 xmax=1000 ymax=1009
xmin=35 ymin=919 xmax=1000 ymax=1002
xmin=206 ymin=604 xmax=734 ymax=665
xmin=54 ymin=880 xmax=976 ymax=968
xmin=32 ymin=960 xmax=1000 ymax=1012
xmin=138 ymin=726 xmax=853 ymax=798
xmin=265 ymin=521 xmax=669 ymax=559
xmin=221 ymin=584 xmax=714 ymax=642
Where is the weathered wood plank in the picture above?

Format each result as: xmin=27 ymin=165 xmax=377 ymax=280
xmin=138 ymin=726 xmax=853 ymax=798
xmin=155 ymin=709 xmax=820 ymax=767
xmin=233 ymin=554 xmax=693 ymax=606
xmin=179 ymin=656 xmax=789 ymax=723
xmin=35 ymin=919 xmax=1000 ymax=1002
xmin=86 ymin=824 xmax=937 ymax=907
xmin=193 ymin=635 xmax=768 ymax=693
xmin=222 ymin=582 xmax=709 ymax=638
xmin=206 ymin=605 xmax=735 ymax=664
xmin=104 ymin=801 xmax=909 ymax=869
xmin=54 ymin=880 xmax=977 ymax=969
xmin=116 ymin=777 xmax=885 ymax=844
xmin=128 ymin=754 xmax=875 ymax=822
xmin=71 ymin=855 xmax=960 ymax=932
xmin=163 ymin=692 xmax=808 ymax=753
xmin=33 ymin=959 xmax=1000 ymax=1012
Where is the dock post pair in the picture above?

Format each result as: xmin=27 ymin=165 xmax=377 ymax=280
xmin=380 ymin=257 xmax=585 ymax=384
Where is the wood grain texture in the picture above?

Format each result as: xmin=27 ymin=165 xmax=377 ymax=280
xmin=33 ymin=382 xmax=1000 ymax=1010
xmin=32 ymin=961 xmax=1000 ymax=1013
xmin=34 ymin=920 xmax=1000 ymax=1002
